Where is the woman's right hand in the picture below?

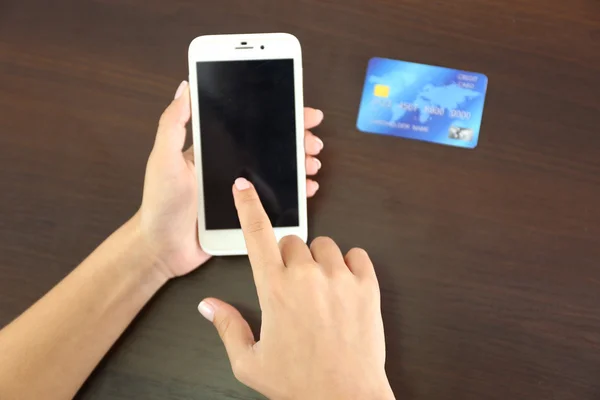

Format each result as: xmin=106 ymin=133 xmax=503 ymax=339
xmin=197 ymin=178 xmax=395 ymax=400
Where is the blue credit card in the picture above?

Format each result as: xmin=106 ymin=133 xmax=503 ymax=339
xmin=356 ymin=57 xmax=488 ymax=149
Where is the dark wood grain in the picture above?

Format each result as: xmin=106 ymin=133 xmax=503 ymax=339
xmin=2 ymin=0 xmax=600 ymax=398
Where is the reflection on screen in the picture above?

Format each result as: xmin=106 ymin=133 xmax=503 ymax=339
xmin=196 ymin=59 xmax=298 ymax=230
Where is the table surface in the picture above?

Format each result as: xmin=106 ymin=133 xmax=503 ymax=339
xmin=2 ymin=0 xmax=600 ymax=399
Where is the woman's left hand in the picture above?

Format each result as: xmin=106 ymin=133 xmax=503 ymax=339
xmin=138 ymin=81 xmax=325 ymax=279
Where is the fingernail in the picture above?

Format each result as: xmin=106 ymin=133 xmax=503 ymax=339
xmin=312 ymin=181 xmax=320 ymax=192
xmin=174 ymin=80 xmax=188 ymax=100
xmin=198 ymin=300 xmax=215 ymax=322
xmin=315 ymin=137 xmax=324 ymax=151
xmin=314 ymin=158 xmax=322 ymax=170
xmin=235 ymin=177 xmax=251 ymax=191
xmin=316 ymin=109 xmax=324 ymax=121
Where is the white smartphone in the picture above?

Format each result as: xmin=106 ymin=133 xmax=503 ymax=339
xmin=188 ymin=33 xmax=307 ymax=256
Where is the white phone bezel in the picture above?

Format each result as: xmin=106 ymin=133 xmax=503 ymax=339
xmin=188 ymin=33 xmax=306 ymax=256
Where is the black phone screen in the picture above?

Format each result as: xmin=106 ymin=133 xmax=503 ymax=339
xmin=196 ymin=59 xmax=299 ymax=230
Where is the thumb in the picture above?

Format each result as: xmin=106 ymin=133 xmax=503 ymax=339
xmin=154 ymin=80 xmax=191 ymax=152
xmin=198 ymin=298 xmax=256 ymax=370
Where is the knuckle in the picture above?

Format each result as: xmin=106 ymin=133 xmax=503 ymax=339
xmin=246 ymin=219 xmax=267 ymax=234
xmin=157 ymin=110 xmax=172 ymax=129
xmin=280 ymin=234 xmax=300 ymax=246
xmin=279 ymin=234 xmax=302 ymax=251
xmin=362 ymin=275 xmax=381 ymax=295
xmin=347 ymin=247 xmax=369 ymax=259
xmin=215 ymin=316 xmax=233 ymax=342
xmin=231 ymin=357 xmax=250 ymax=382
xmin=296 ymin=264 xmax=326 ymax=285
xmin=310 ymin=236 xmax=335 ymax=251
xmin=346 ymin=247 xmax=375 ymax=275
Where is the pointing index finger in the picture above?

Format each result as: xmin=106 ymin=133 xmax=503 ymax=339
xmin=233 ymin=178 xmax=284 ymax=279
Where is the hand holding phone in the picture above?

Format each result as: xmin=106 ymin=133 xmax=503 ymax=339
xmin=137 ymin=77 xmax=323 ymax=278
xmin=197 ymin=178 xmax=396 ymax=400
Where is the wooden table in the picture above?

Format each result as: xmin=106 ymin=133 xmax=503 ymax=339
xmin=2 ymin=0 xmax=600 ymax=398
